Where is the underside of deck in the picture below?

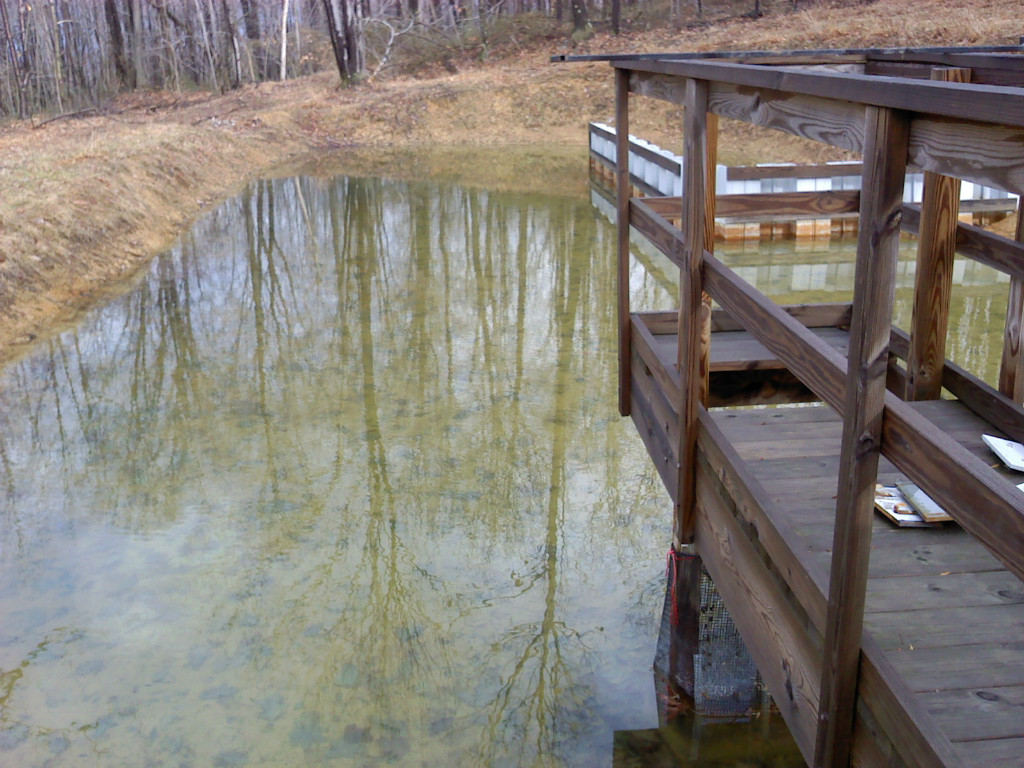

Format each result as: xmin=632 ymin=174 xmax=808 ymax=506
xmin=630 ymin=313 xmax=1024 ymax=767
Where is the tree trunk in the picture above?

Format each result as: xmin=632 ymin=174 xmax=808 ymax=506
xmin=341 ymin=0 xmax=363 ymax=78
xmin=130 ymin=0 xmax=147 ymax=87
xmin=239 ymin=0 xmax=261 ymax=41
xmin=279 ymin=0 xmax=289 ymax=80
xmin=0 ymin=0 xmax=27 ymax=115
xmin=321 ymin=0 xmax=362 ymax=83
xmin=220 ymin=0 xmax=243 ymax=86
xmin=569 ymin=0 xmax=591 ymax=40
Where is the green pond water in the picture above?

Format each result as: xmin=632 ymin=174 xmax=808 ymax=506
xmin=0 ymin=153 xmax=1008 ymax=768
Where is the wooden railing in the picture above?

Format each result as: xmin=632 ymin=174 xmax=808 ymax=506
xmin=611 ymin=48 xmax=1024 ymax=768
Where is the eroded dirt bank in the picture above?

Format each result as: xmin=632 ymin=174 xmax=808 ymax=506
xmin=1 ymin=0 xmax=1020 ymax=365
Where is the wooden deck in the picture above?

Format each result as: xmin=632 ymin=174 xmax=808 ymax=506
xmin=593 ymin=43 xmax=1024 ymax=768
xmin=633 ymin=320 xmax=1024 ymax=766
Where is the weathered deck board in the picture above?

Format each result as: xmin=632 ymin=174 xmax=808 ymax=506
xmin=636 ymin=320 xmax=1024 ymax=763
xmin=707 ymin=403 xmax=1024 ymax=767
xmin=921 ymin=686 xmax=1024 ymax=741
xmin=953 ymin=737 xmax=1024 ymax=768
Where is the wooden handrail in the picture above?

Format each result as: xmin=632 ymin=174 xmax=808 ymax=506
xmin=628 ymin=200 xmax=1024 ymax=583
xmin=618 ymin=58 xmax=1024 ymax=127
xmin=903 ymin=203 xmax=1024 ymax=281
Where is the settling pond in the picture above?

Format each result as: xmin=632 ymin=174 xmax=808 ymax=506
xmin=0 ymin=151 xmax=1009 ymax=767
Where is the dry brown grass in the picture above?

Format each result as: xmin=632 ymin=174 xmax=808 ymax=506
xmin=0 ymin=0 xmax=1021 ymax=364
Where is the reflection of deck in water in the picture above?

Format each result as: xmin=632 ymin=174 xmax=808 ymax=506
xmin=596 ymin=44 xmax=1024 ymax=768
xmin=614 ymin=551 xmax=805 ymax=767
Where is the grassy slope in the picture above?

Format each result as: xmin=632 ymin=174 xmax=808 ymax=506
xmin=0 ymin=0 xmax=1021 ymax=364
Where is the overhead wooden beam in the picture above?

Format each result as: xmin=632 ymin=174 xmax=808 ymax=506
xmin=619 ymin=58 xmax=1024 ymax=128
xmin=556 ymin=43 xmax=1024 ymax=65
xmin=706 ymin=81 xmax=867 ymax=154
xmin=815 ymin=105 xmax=910 ymax=768
xmin=906 ymin=67 xmax=970 ymax=401
xmin=615 ymin=67 xmax=631 ymax=417
xmin=908 ymin=116 xmax=1024 ymax=196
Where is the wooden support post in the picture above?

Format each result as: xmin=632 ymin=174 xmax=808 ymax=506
xmin=668 ymin=546 xmax=701 ymax=707
xmin=906 ymin=67 xmax=970 ymax=401
xmin=814 ymin=106 xmax=910 ymax=768
xmin=999 ymin=200 xmax=1024 ymax=401
xmin=698 ymin=114 xmax=719 ymax=405
xmin=674 ymin=77 xmax=710 ymax=548
xmin=616 ymin=67 xmax=632 ymax=417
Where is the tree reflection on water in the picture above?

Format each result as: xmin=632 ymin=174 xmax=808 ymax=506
xmin=0 ymin=170 xmax=668 ymax=766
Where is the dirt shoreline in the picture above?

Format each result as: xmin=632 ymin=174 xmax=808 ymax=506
xmin=1 ymin=0 xmax=1020 ymax=366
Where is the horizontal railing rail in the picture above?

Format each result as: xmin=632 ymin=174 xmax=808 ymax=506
xmin=610 ymin=51 xmax=1024 ymax=767
xmin=629 ymin=198 xmax=1024 ymax=583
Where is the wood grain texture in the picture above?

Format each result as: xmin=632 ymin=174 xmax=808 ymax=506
xmin=622 ymin=58 xmax=1024 ymax=128
xmin=631 ymin=316 xmax=681 ymax=406
xmin=631 ymin=341 xmax=681 ymax=452
xmin=674 ymin=77 xmax=709 ymax=547
xmin=630 ymin=380 xmax=679 ymax=503
xmin=998 ymin=206 xmax=1024 ymax=401
xmin=906 ymin=69 xmax=969 ymax=401
xmin=889 ymin=326 xmax=1024 ymax=443
xmin=954 ymin=736 xmax=1024 ymax=767
xmin=921 ymin=686 xmax=1024 ymax=742
xmin=881 ymin=394 xmax=1024 ymax=584
xmin=901 ymin=202 xmax=1024 ymax=281
xmin=727 ymin=162 xmax=862 ymax=181
xmin=642 ymin=189 xmax=862 ymax=220
xmin=908 ymin=116 xmax=1024 ymax=195
xmin=703 ymin=253 xmax=848 ymax=410
xmin=615 ymin=68 xmax=632 ymax=417
xmin=633 ymin=310 xmax=679 ymax=334
xmin=708 ymin=80 xmax=866 ymax=154
xmin=694 ymin=445 xmax=822 ymax=765
xmin=858 ymin=635 xmax=967 ymax=768
xmin=709 ymin=408 xmax=972 ymax=768
xmin=698 ymin=412 xmax=828 ymax=631
xmin=629 ymin=198 xmax=685 ymax=269
xmin=710 ymin=303 xmax=853 ymax=332
xmin=816 ymin=105 xmax=910 ymax=768
xmin=718 ymin=190 xmax=861 ymax=219
xmin=698 ymin=112 xmax=719 ymax=409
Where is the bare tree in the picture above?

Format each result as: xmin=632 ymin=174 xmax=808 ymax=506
xmin=569 ymin=0 xmax=590 ymax=40
xmin=321 ymin=0 xmax=363 ymax=83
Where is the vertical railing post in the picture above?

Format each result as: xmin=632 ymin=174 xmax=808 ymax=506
xmin=999 ymin=200 xmax=1024 ymax=401
xmin=814 ymin=105 xmax=910 ymax=768
xmin=615 ymin=66 xmax=632 ymax=418
xmin=906 ymin=67 xmax=970 ymax=401
xmin=674 ymin=77 xmax=710 ymax=548
xmin=699 ymin=114 xmax=719 ymax=406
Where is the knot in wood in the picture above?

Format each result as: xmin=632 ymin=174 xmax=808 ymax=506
xmin=855 ymin=430 xmax=877 ymax=458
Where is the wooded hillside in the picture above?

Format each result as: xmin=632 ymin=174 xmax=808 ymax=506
xmin=0 ymin=0 xmax=795 ymax=119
